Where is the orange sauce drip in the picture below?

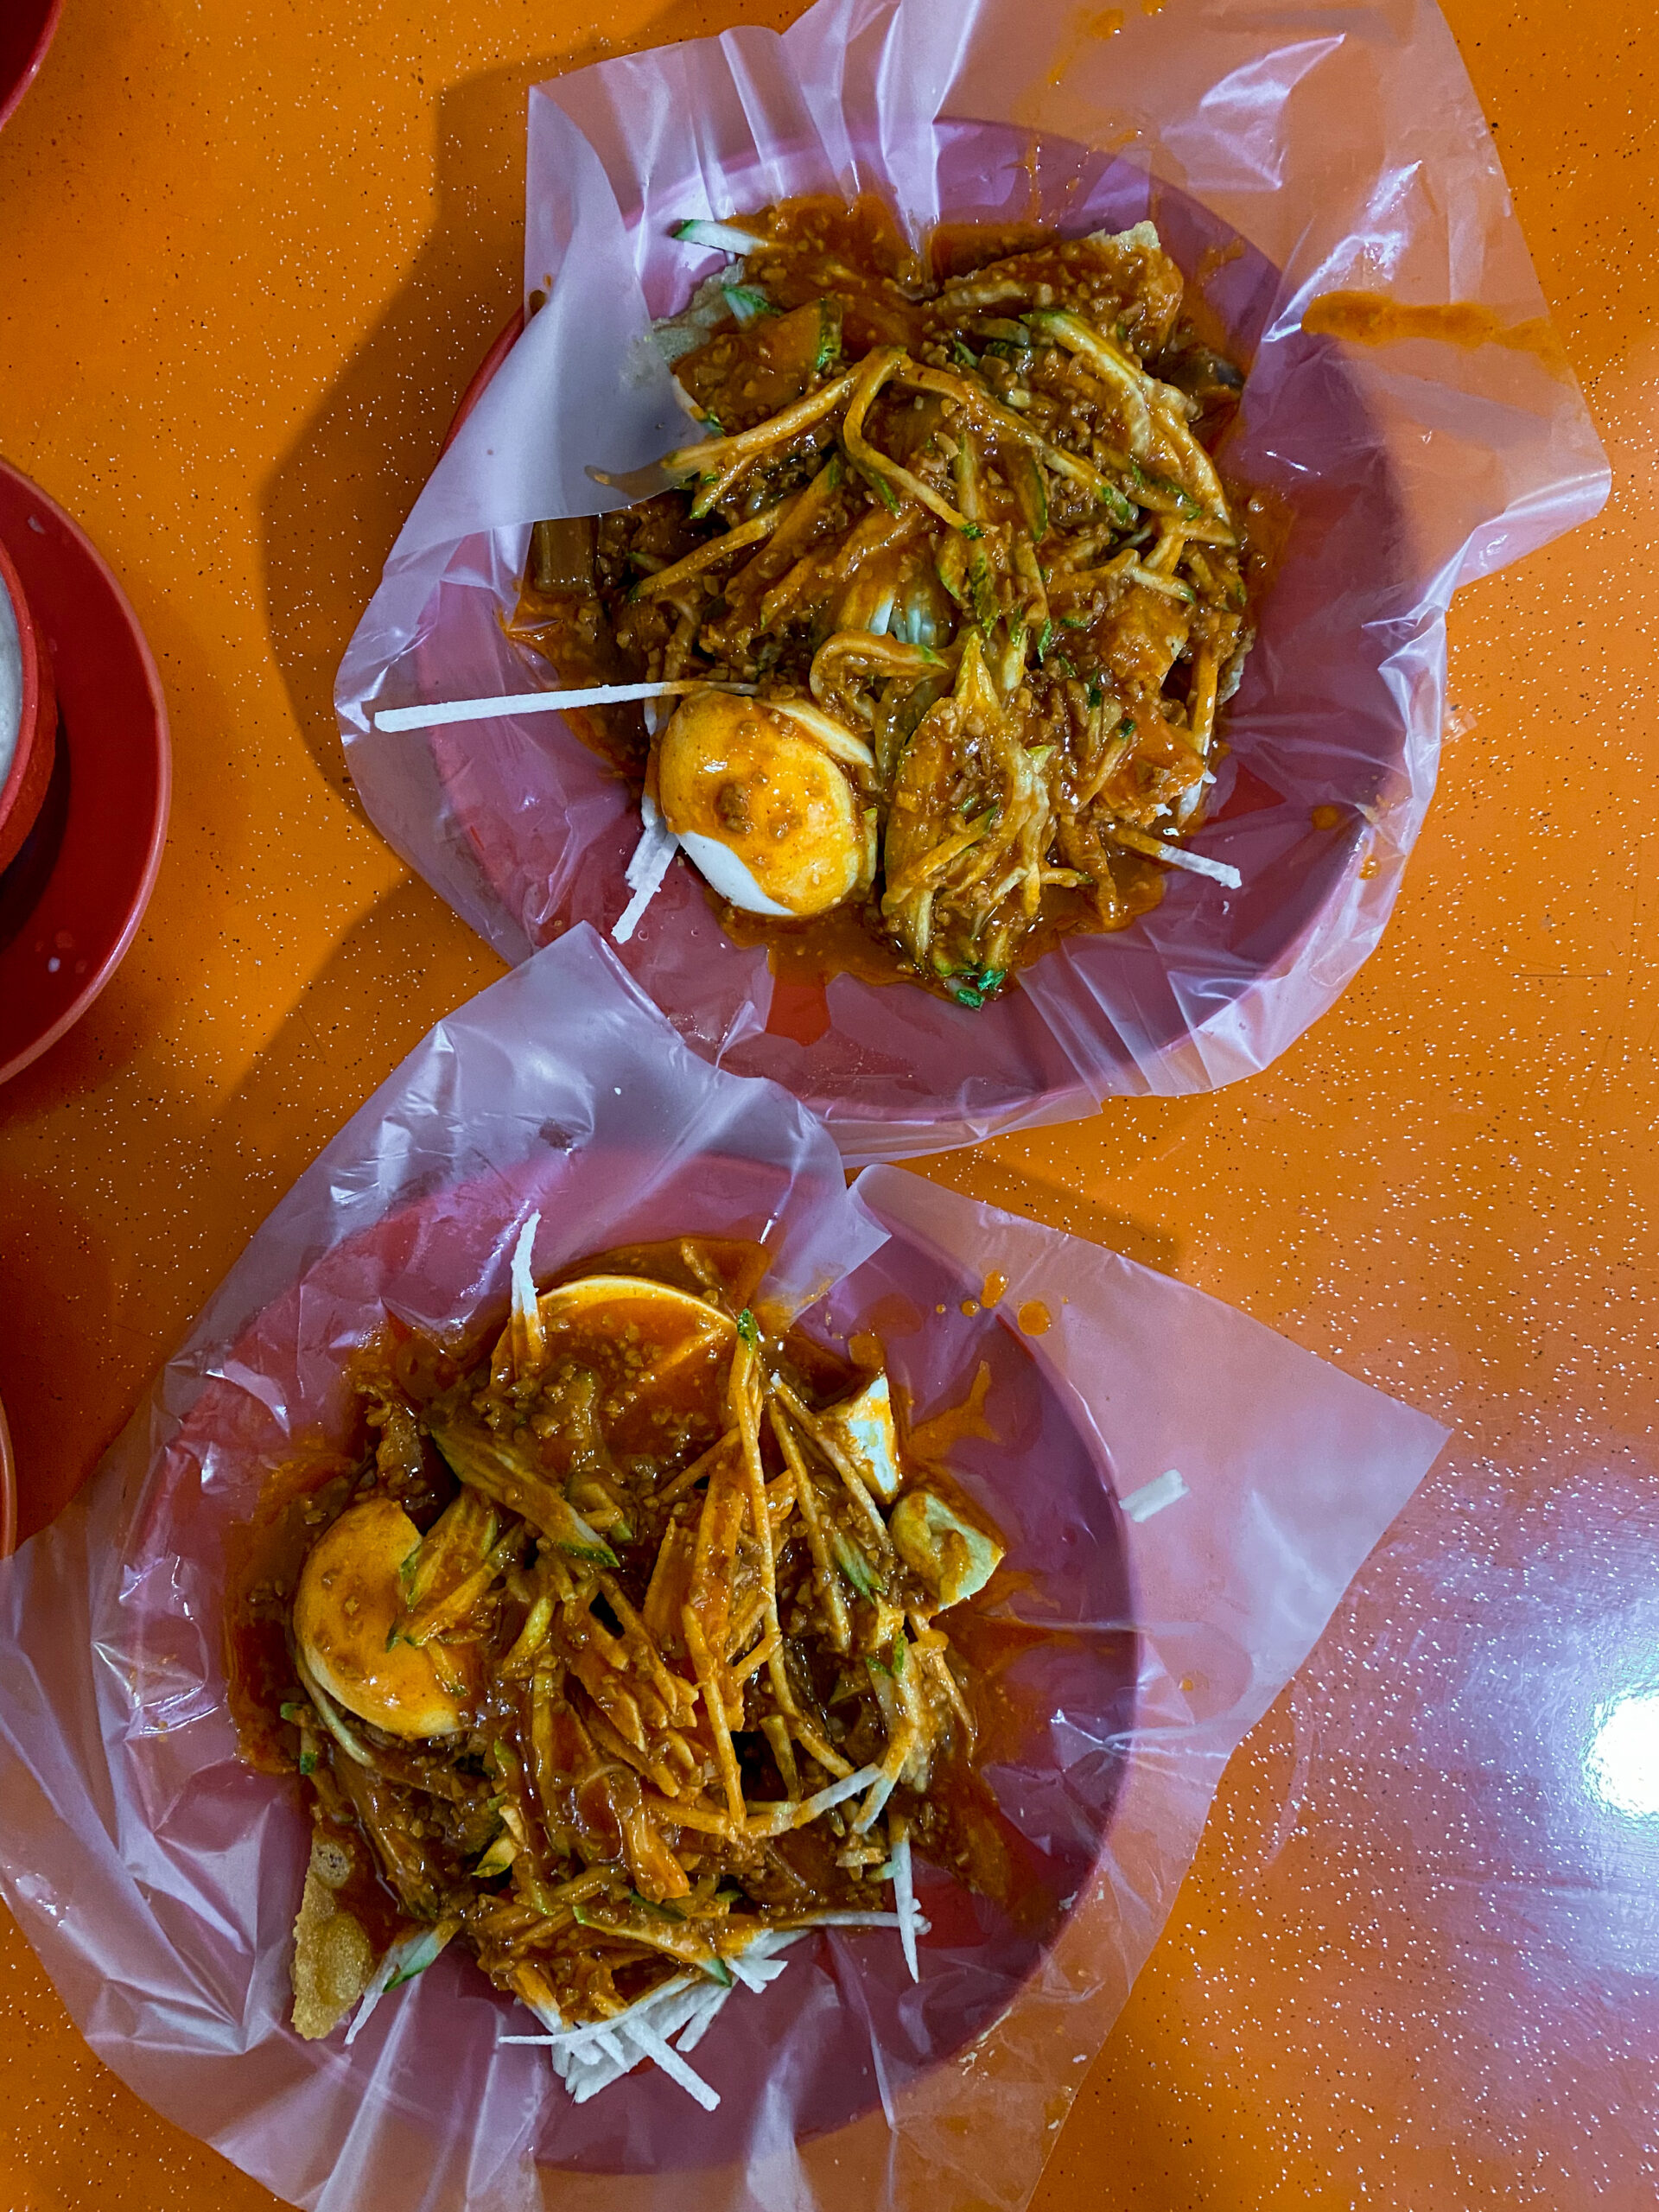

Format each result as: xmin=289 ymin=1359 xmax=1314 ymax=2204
xmin=1195 ymin=238 xmax=1244 ymax=288
xmin=980 ymin=1269 xmax=1010 ymax=1308
xmin=866 ymin=1290 xmax=925 ymax=1338
xmin=1301 ymin=291 xmax=1571 ymax=375
xmin=1311 ymin=803 xmax=1344 ymax=831
xmin=844 ymin=1293 xmax=924 ymax=1373
xmin=1016 ymin=1300 xmax=1052 ymax=1337
xmin=1046 ymin=4 xmax=1125 ymax=85
xmin=906 ymin=1360 xmax=997 ymax=1461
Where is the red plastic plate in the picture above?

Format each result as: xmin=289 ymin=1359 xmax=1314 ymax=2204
xmin=0 ymin=0 xmax=61 ymax=134
xmin=416 ymin=130 xmax=1395 ymax=1141
xmin=0 ymin=1395 xmax=15 ymax=1562
xmin=137 ymin=1169 xmax=1134 ymax=2176
xmin=0 ymin=462 xmax=171 ymax=1086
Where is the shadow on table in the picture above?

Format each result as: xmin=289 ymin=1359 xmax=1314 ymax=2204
xmin=0 ymin=872 xmax=505 ymax=1545
xmin=918 ymin=1156 xmax=1184 ymax=1278
xmin=214 ymin=871 xmax=507 ymax=1198
xmin=258 ymin=1 xmax=779 ymax=810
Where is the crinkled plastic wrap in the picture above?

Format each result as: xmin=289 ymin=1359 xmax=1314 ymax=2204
xmin=336 ymin=0 xmax=1606 ymax=1160
xmin=0 ymin=925 xmax=1447 ymax=2212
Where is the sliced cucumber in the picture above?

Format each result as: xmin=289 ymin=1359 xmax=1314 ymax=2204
xmin=671 ymin=218 xmax=766 ymax=256
xmin=721 ymin=283 xmax=776 ymax=327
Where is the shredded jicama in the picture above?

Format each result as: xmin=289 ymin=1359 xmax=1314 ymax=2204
xmin=504 ymin=198 xmax=1255 ymax=1004
xmin=613 ymin=793 xmax=679 ymax=943
xmin=494 ymin=1910 xmax=931 ymax=2109
xmin=274 ymin=1241 xmax=988 ymax=2111
xmin=1104 ymin=823 xmax=1243 ymax=889
xmin=891 ymin=1826 xmax=919 ymax=1985
xmin=345 ymin=1922 xmax=456 ymax=2046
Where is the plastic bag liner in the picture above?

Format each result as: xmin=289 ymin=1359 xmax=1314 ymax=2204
xmin=335 ymin=0 xmax=1605 ymax=1162
xmin=0 ymin=923 xmax=1448 ymax=2212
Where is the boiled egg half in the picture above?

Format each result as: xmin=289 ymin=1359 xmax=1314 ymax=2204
xmin=295 ymin=1496 xmax=475 ymax=1740
xmin=657 ymin=690 xmax=872 ymax=918
xmin=493 ymin=1271 xmax=739 ymax=1460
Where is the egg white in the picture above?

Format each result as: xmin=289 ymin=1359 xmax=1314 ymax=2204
xmin=677 ymin=829 xmax=797 ymax=916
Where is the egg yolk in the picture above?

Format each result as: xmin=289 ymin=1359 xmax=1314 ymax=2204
xmin=657 ymin=692 xmax=864 ymax=917
xmin=295 ymin=1497 xmax=475 ymax=1740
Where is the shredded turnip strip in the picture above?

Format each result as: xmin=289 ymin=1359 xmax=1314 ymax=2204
xmin=748 ymin=1760 xmax=883 ymax=1835
xmin=509 ymin=1212 xmax=544 ymax=1374
xmin=674 ymin=1985 xmax=733 ymax=2054
xmin=893 ymin=1829 xmax=919 ymax=1984
xmin=1146 ymin=842 xmax=1241 ymax=889
xmin=343 ymin=1954 xmax=399 ymax=2047
xmin=372 ymin=679 xmax=754 ymax=733
xmin=851 ymin=1769 xmax=896 ymax=1835
xmin=502 ymin=1929 xmax=864 ymax=2105
xmin=1121 ymin=1467 xmax=1190 ymax=1522
xmin=726 ymin=1950 xmax=791 ymax=1993
xmin=622 ymin=2013 xmax=721 ymax=2111
xmin=624 ymin=792 xmax=670 ymax=890
xmin=798 ymin=1761 xmax=884 ymax=1819
xmin=613 ymin=798 xmax=679 ymax=944
xmin=787 ymin=1910 xmax=910 ymax=1928
xmin=1106 ymin=823 xmax=1242 ymax=889
xmin=344 ymin=1925 xmax=452 ymax=2046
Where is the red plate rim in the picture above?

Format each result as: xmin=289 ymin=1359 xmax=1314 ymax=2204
xmin=125 ymin=1154 xmax=1134 ymax=2173
xmin=0 ymin=0 xmax=64 ymax=136
xmin=441 ymin=308 xmax=526 ymax=455
xmin=0 ymin=460 xmax=173 ymax=1087
xmin=0 ymin=1395 xmax=15 ymax=1562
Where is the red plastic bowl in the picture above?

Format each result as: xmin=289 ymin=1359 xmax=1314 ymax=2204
xmin=0 ymin=532 xmax=59 ymax=874
xmin=0 ymin=1395 xmax=16 ymax=1563
xmin=0 ymin=0 xmax=62 ymax=134
xmin=418 ymin=129 xmax=1398 ymax=1144
xmin=0 ymin=461 xmax=171 ymax=1086
xmin=124 ymin=1156 xmax=1134 ymax=2177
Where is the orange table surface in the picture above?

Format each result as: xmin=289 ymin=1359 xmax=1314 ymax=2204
xmin=1 ymin=0 xmax=1654 ymax=2205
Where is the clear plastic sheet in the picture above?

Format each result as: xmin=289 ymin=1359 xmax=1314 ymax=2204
xmin=0 ymin=924 xmax=1448 ymax=2212
xmin=335 ymin=0 xmax=1607 ymax=1162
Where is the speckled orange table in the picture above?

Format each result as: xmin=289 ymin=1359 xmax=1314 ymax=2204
xmin=2 ymin=0 xmax=1656 ymax=2205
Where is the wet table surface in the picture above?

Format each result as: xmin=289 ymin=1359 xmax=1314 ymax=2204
xmin=1 ymin=0 xmax=1656 ymax=2204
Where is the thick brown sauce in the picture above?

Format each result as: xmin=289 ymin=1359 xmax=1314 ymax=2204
xmin=226 ymin=1240 xmax=1061 ymax=1989
xmin=716 ymin=852 xmax=1166 ymax=999
xmin=511 ymin=194 xmax=1249 ymax=1007
xmin=928 ymin=220 xmax=1053 ymax=284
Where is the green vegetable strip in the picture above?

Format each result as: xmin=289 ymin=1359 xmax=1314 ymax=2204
xmin=427 ymin=1405 xmax=619 ymax=1567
